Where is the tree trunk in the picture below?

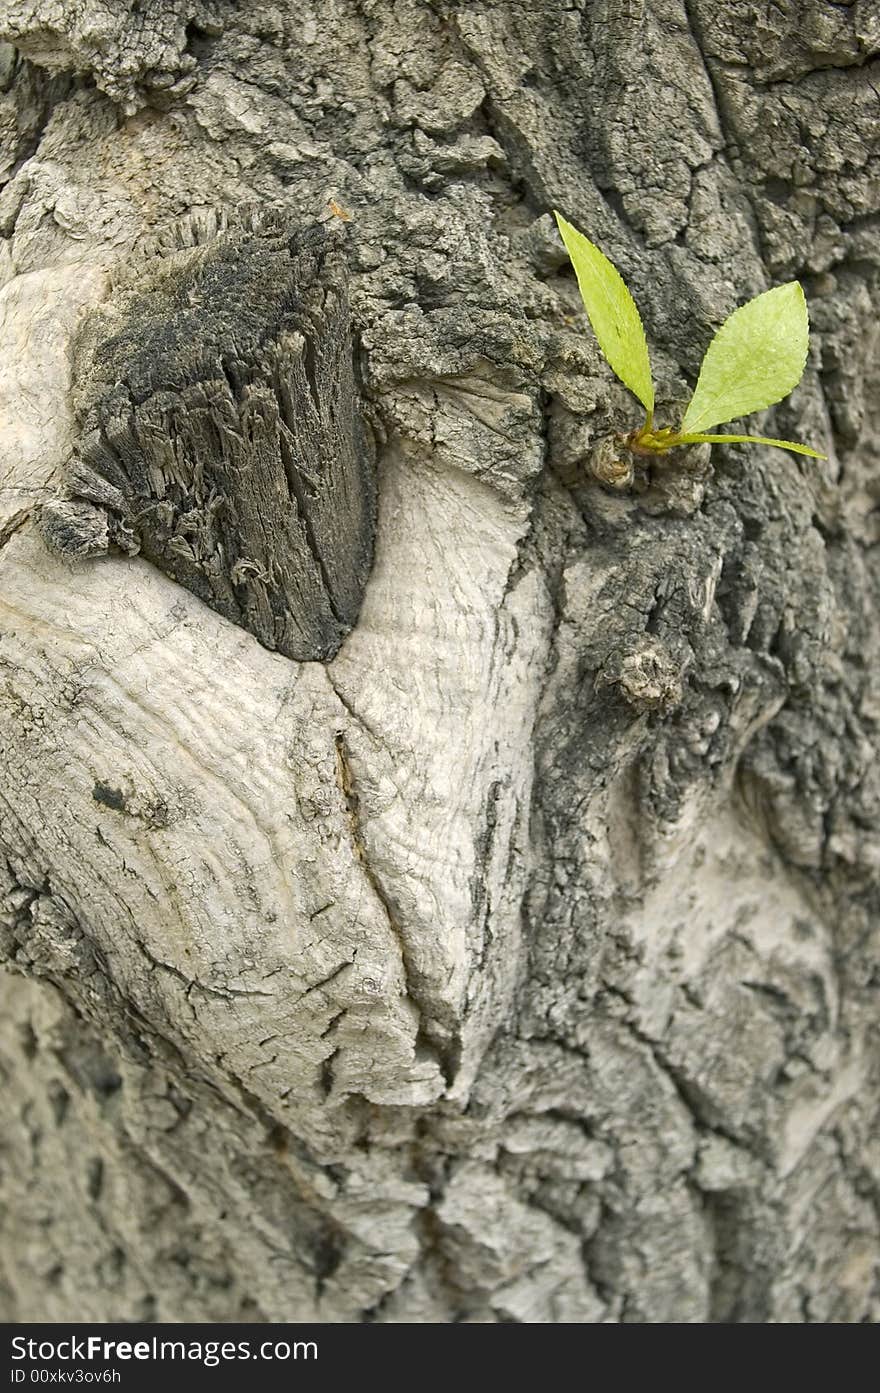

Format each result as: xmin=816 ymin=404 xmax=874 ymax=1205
xmin=1 ymin=0 xmax=878 ymax=1323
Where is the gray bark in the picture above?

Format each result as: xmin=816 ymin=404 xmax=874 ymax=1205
xmin=1 ymin=0 xmax=879 ymax=1323
xmin=42 ymin=214 xmax=377 ymax=661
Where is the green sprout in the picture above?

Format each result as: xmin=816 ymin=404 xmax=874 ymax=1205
xmin=554 ymin=211 xmax=827 ymax=461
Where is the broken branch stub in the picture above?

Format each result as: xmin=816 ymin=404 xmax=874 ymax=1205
xmin=43 ymin=216 xmax=377 ymax=662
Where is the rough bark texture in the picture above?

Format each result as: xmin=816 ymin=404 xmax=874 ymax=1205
xmin=0 ymin=0 xmax=879 ymax=1323
xmin=42 ymin=213 xmax=377 ymax=661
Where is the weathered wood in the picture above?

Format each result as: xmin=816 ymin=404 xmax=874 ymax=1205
xmin=42 ymin=216 xmax=376 ymax=661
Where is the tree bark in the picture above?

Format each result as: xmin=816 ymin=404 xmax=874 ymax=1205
xmin=1 ymin=0 xmax=878 ymax=1323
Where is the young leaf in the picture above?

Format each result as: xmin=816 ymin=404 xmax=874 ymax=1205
xmin=680 ymin=281 xmax=810 ymax=435
xmin=554 ymin=211 xmax=655 ymax=418
xmin=678 ymin=431 xmax=826 ymax=460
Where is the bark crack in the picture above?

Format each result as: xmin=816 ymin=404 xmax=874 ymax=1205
xmin=333 ymin=731 xmax=456 ymax=1086
xmin=134 ymin=938 xmax=276 ymax=1004
xmin=0 ymin=507 xmax=29 ymax=551
xmin=324 ymin=670 xmax=381 ymax=743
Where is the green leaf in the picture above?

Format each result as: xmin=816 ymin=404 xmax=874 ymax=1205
xmin=678 ymin=432 xmax=826 ymax=460
xmin=554 ymin=211 xmax=654 ymax=417
xmin=680 ymin=281 xmax=810 ymax=435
